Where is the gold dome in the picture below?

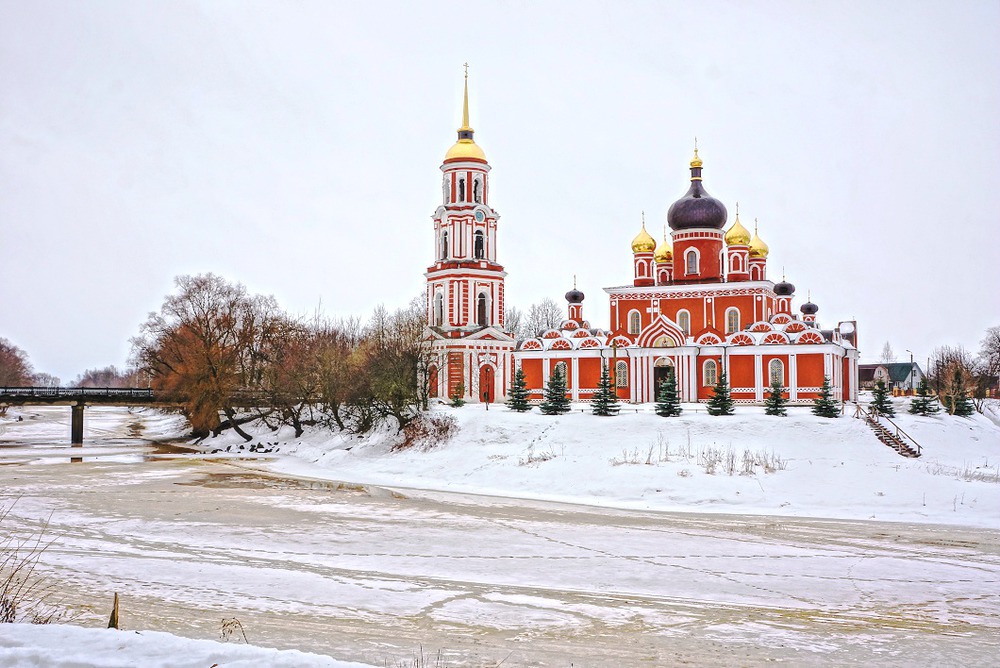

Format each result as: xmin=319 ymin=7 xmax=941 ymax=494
xmin=748 ymin=219 xmax=769 ymax=258
xmin=724 ymin=213 xmax=751 ymax=246
xmin=654 ymin=234 xmax=673 ymax=263
xmin=631 ymin=219 xmax=656 ymax=253
xmin=690 ymin=146 xmax=703 ymax=169
xmin=445 ymin=139 xmax=486 ymax=162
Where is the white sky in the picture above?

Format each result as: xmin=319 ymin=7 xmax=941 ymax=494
xmin=1 ymin=0 xmax=998 ymax=382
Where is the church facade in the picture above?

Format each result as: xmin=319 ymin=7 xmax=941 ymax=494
xmin=424 ymin=72 xmax=859 ymax=405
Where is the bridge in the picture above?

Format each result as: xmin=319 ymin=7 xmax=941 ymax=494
xmin=1 ymin=387 xmax=165 ymax=444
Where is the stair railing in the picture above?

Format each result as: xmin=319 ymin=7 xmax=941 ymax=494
xmin=852 ymin=403 xmax=922 ymax=456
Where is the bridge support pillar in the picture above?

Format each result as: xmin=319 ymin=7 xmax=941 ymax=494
xmin=71 ymin=402 xmax=85 ymax=445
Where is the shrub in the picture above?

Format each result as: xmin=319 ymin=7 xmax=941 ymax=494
xmin=394 ymin=413 xmax=458 ymax=451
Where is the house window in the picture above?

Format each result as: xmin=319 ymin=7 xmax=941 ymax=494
xmin=726 ymin=308 xmax=740 ymax=334
xmin=441 ymin=230 xmax=449 ymax=259
xmin=686 ymin=249 xmax=698 ymax=275
xmin=628 ymin=310 xmax=641 ymax=335
xmin=477 ymin=292 xmax=488 ymax=327
xmin=677 ymin=310 xmax=690 ymax=335
xmin=769 ymin=359 xmax=784 ymax=386
xmin=615 ymin=360 xmax=628 ymax=387
xmin=703 ymin=359 xmax=718 ymax=387
xmin=474 ymin=230 xmax=485 ymax=259
xmin=458 ymin=178 xmax=465 ymax=202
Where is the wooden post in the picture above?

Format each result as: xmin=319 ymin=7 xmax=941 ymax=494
xmin=71 ymin=402 xmax=85 ymax=445
xmin=108 ymin=592 xmax=119 ymax=629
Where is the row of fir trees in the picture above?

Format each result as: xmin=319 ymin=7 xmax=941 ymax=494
xmin=504 ymin=364 xmax=855 ymax=418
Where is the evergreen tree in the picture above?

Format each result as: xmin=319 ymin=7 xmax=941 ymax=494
xmin=764 ymin=379 xmax=788 ymax=416
xmin=590 ymin=363 xmax=620 ymax=416
xmin=706 ymin=371 xmax=734 ymax=416
xmin=505 ymin=366 xmax=531 ymax=412
xmin=654 ymin=373 xmax=682 ymax=417
xmin=908 ymin=376 xmax=940 ymax=416
xmin=811 ymin=375 xmax=840 ymax=418
xmin=539 ymin=366 xmax=571 ymax=415
xmin=449 ymin=382 xmax=465 ymax=408
xmin=947 ymin=367 xmax=976 ymax=417
xmin=869 ymin=379 xmax=895 ymax=416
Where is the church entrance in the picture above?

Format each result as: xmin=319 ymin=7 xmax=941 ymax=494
xmin=653 ymin=358 xmax=675 ymax=394
xmin=479 ymin=365 xmax=495 ymax=404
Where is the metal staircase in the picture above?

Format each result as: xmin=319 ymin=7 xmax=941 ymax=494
xmin=853 ymin=403 xmax=922 ymax=458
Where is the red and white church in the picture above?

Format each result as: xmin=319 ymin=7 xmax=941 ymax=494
xmin=424 ymin=71 xmax=859 ymax=405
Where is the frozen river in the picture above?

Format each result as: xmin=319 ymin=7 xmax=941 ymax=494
xmin=2 ymin=408 xmax=999 ymax=666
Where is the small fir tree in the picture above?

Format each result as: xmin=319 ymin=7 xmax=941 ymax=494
xmin=505 ymin=367 xmax=531 ymax=412
xmin=811 ymin=375 xmax=840 ymax=418
xmin=539 ymin=366 xmax=571 ymax=415
xmin=869 ymin=379 xmax=895 ymax=416
xmin=764 ymin=379 xmax=788 ymax=416
xmin=908 ymin=376 xmax=940 ymax=416
xmin=590 ymin=363 xmax=620 ymax=416
xmin=654 ymin=374 xmax=682 ymax=417
xmin=947 ymin=367 xmax=976 ymax=416
xmin=449 ymin=382 xmax=465 ymax=408
xmin=706 ymin=371 xmax=735 ymax=416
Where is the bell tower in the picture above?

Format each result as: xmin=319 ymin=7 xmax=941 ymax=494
xmin=424 ymin=66 xmax=514 ymax=403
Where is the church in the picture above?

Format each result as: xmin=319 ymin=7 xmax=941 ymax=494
xmin=424 ymin=70 xmax=859 ymax=405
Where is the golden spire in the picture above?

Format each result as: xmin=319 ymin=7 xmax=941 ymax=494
xmin=631 ymin=211 xmax=656 ymax=253
xmin=690 ymin=137 xmax=703 ymax=169
xmin=748 ymin=217 xmax=770 ymax=258
xmin=460 ymin=62 xmax=471 ymax=131
xmin=445 ymin=63 xmax=486 ymax=162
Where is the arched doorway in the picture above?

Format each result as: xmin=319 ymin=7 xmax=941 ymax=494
xmin=479 ymin=365 xmax=495 ymax=404
xmin=653 ymin=357 xmax=675 ymax=395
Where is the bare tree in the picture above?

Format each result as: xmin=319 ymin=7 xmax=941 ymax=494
xmin=979 ymin=326 xmax=1000 ymax=377
xmin=30 ymin=373 xmax=60 ymax=388
xmin=928 ymin=345 xmax=990 ymax=414
xmin=73 ymin=365 xmax=142 ymax=388
xmin=0 ymin=339 xmax=33 ymax=386
xmin=878 ymin=341 xmax=896 ymax=364
xmin=504 ymin=305 xmax=525 ymax=341
xmin=524 ymin=298 xmax=563 ymax=337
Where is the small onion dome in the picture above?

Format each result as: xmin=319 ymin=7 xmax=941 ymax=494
xmin=748 ymin=227 xmax=769 ymax=258
xmin=774 ymin=280 xmax=796 ymax=296
xmin=667 ymin=150 xmax=728 ymax=231
xmin=654 ymin=237 xmax=673 ymax=263
xmin=800 ymin=301 xmax=819 ymax=315
xmin=565 ymin=287 xmax=585 ymax=304
xmin=631 ymin=224 xmax=656 ymax=253
xmin=724 ymin=214 xmax=751 ymax=246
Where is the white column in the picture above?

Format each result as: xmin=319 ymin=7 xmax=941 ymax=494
xmin=571 ymin=357 xmax=580 ymax=402
xmin=789 ymin=354 xmax=798 ymax=401
xmin=754 ymin=354 xmax=763 ymax=402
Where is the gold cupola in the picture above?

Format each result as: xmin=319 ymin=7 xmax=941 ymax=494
xmin=724 ymin=204 xmax=751 ymax=246
xmin=444 ymin=64 xmax=487 ymax=162
xmin=654 ymin=226 xmax=673 ymax=263
xmin=631 ymin=213 xmax=656 ymax=253
xmin=748 ymin=218 xmax=769 ymax=258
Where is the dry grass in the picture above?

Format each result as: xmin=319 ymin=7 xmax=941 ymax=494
xmin=1 ymin=501 xmax=66 ymax=624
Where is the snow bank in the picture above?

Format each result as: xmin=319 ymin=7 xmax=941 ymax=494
xmin=201 ymin=398 xmax=1000 ymax=529
xmin=0 ymin=623 xmax=373 ymax=668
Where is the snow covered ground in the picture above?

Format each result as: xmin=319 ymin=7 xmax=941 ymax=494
xmin=1 ymin=399 xmax=998 ymax=666
xmin=199 ymin=397 xmax=1000 ymax=529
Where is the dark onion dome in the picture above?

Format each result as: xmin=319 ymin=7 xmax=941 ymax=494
xmin=565 ymin=287 xmax=585 ymax=304
xmin=774 ymin=280 xmax=796 ymax=296
xmin=667 ymin=148 xmax=728 ymax=231
xmin=800 ymin=300 xmax=819 ymax=315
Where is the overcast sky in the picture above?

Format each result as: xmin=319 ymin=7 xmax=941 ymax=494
xmin=1 ymin=0 xmax=998 ymax=382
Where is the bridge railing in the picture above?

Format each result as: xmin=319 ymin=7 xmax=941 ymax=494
xmin=0 ymin=387 xmax=155 ymax=399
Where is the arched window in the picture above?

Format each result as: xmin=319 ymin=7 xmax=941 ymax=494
xmin=458 ymin=178 xmax=465 ymax=202
xmin=751 ymin=264 xmax=760 ymax=280
xmin=769 ymin=359 xmax=784 ymax=386
xmin=442 ymin=178 xmax=450 ymax=204
xmin=730 ymin=254 xmax=742 ymax=273
xmin=726 ymin=308 xmax=740 ymax=334
xmin=686 ymin=249 xmax=698 ymax=275
xmin=615 ymin=360 xmax=628 ymax=387
xmin=473 ymin=178 xmax=482 ymax=203
xmin=637 ymin=260 xmax=647 ymax=277
xmin=441 ymin=230 xmax=449 ymax=259
xmin=628 ymin=310 xmax=641 ymax=335
xmin=474 ymin=230 xmax=485 ymax=259
xmin=433 ymin=292 xmax=444 ymax=326
xmin=477 ymin=292 xmax=488 ymax=327
xmin=703 ymin=359 xmax=718 ymax=387
xmin=677 ymin=310 xmax=690 ymax=335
